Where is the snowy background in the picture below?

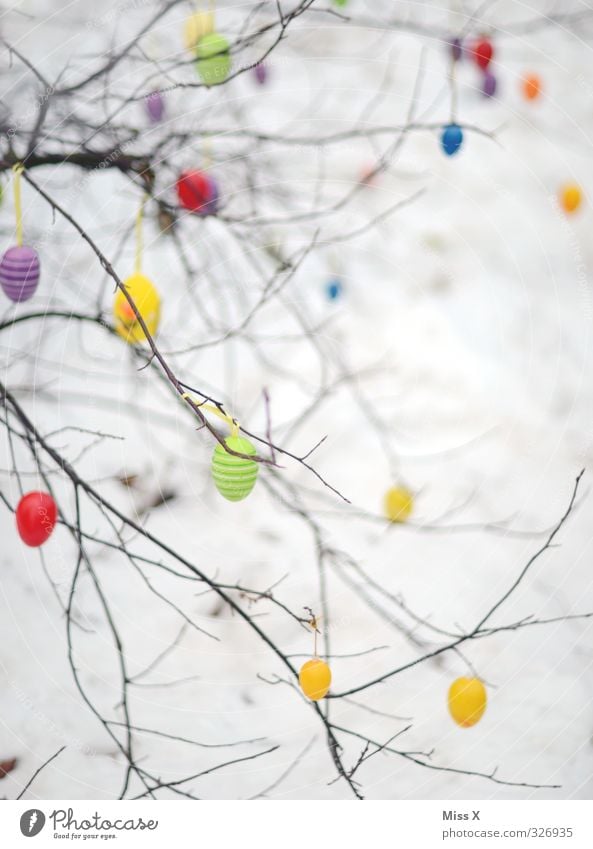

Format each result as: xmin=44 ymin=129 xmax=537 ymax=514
xmin=1 ymin=0 xmax=593 ymax=800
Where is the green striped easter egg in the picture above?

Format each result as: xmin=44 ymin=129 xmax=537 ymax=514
xmin=211 ymin=435 xmax=258 ymax=501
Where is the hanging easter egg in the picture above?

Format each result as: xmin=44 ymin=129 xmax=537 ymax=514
xmin=560 ymin=184 xmax=582 ymax=215
xmin=522 ymin=74 xmax=541 ymax=101
xmin=184 ymin=10 xmax=215 ymax=52
xmin=325 ymin=278 xmax=343 ymax=301
xmin=16 ymin=491 xmax=57 ymax=547
xmin=384 ymin=486 xmax=413 ymax=523
xmin=176 ymin=169 xmax=219 ymax=215
xmin=253 ymin=62 xmax=267 ymax=85
xmin=0 ymin=245 xmax=40 ymax=303
xmin=146 ymin=91 xmax=165 ymax=123
xmin=211 ymin=435 xmax=258 ymax=502
xmin=299 ymin=659 xmax=332 ymax=701
xmin=448 ymin=677 xmax=487 ymax=728
xmin=440 ymin=123 xmax=463 ymax=156
xmin=113 ymin=273 xmax=160 ymax=344
xmin=196 ymin=33 xmax=231 ymax=86
xmin=333 ymin=0 xmax=348 ymax=6
xmin=482 ymin=70 xmax=497 ymax=98
xmin=449 ymin=36 xmax=463 ymax=62
xmin=472 ymin=37 xmax=493 ymax=70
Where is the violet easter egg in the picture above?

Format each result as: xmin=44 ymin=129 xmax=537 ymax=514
xmin=16 ymin=491 xmax=57 ymax=547
xmin=560 ymin=184 xmax=582 ymax=214
xmin=482 ymin=70 xmax=497 ymax=98
xmin=146 ymin=91 xmax=165 ymax=123
xmin=211 ymin=436 xmax=258 ymax=502
xmin=176 ymin=170 xmax=219 ymax=215
xmin=184 ymin=10 xmax=215 ymax=52
xmin=384 ymin=486 xmax=413 ymax=523
xmin=299 ymin=659 xmax=332 ymax=701
xmin=0 ymin=245 xmax=40 ymax=303
xmin=448 ymin=677 xmax=487 ymax=728
xmin=441 ymin=123 xmax=463 ymax=156
xmin=196 ymin=33 xmax=231 ymax=86
xmin=113 ymin=273 xmax=160 ymax=344
xmin=254 ymin=63 xmax=267 ymax=85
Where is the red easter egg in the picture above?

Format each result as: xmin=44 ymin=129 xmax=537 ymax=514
xmin=16 ymin=491 xmax=57 ymax=547
xmin=176 ymin=170 xmax=217 ymax=213
xmin=472 ymin=38 xmax=493 ymax=70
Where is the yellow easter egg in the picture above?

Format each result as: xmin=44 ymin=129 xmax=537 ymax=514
xmin=560 ymin=184 xmax=582 ymax=214
xmin=299 ymin=658 xmax=331 ymax=701
xmin=113 ymin=273 xmax=160 ymax=344
xmin=448 ymin=677 xmax=487 ymax=728
xmin=184 ymin=10 xmax=215 ymax=51
xmin=384 ymin=486 xmax=413 ymax=523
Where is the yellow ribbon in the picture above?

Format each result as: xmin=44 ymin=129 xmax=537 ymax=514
xmin=12 ymin=163 xmax=24 ymax=247
xmin=181 ymin=392 xmax=239 ymax=437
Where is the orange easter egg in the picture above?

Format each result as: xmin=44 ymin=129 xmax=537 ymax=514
xmin=384 ymin=486 xmax=414 ymax=523
xmin=448 ymin=677 xmax=487 ymax=728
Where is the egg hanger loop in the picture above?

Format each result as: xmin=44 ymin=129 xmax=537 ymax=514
xmin=12 ymin=163 xmax=24 ymax=247
xmin=181 ymin=391 xmax=240 ymax=437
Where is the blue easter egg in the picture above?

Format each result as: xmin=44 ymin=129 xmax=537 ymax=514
xmin=326 ymin=278 xmax=343 ymax=301
xmin=441 ymin=123 xmax=463 ymax=156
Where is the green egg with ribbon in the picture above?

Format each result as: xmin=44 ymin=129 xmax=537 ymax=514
xmin=196 ymin=32 xmax=231 ymax=86
xmin=211 ymin=435 xmax=258 ymax=501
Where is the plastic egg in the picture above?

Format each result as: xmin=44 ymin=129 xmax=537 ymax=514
xmin=325 ymin=278 xmax=343 ymax=301
xmin=146 ymin=91 xmax=165 ymax=123
xmin=211 ymin=435 xmax=258 ymax=501
xmin=176 ymin=170 xmax=219 ymax=215
xmin=299 ymin=659 xmax=332 ymax=701
xmin=113 ymin=273 xmax=160 ymax=344
xmin=184 ymin=10 xmax=215 ymax=51
xmin=522 ymin=74 xmax=541 ymax=101
xmin=196 ymin=33 xmax=231 ymax=86
xmin=560 ymin=184 xmax=582 ymax=214
xmin=441 ymin=123 xmax=463 ymax=156
xmin=384 ymin=486 xmax=413 ymax=523
xmin=16 ymin=491 xmax=57 ymax=547
xmin=449 ymin=36 xmax=463 ymax=62
xmin=0 ymin=245 xmax=40 ymax=302
xmin=448 ymin=677 xmax=487 ymax=727
xmin=472 ymin=38 xmax=493 ymax=70
xmin=482 ymin=70 xmax=497 ymax=98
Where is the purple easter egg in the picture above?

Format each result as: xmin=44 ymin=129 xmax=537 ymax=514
xmin=482 ymin=70 xmax=497 ymax=98
xmin=449 ymin=36 xmax=462 ymax=62
xmin=0 ymin=245 xmax=40 ymax=303
xmin=146 ymin=91 xmax=165 ymax=123
xmin=254 ymin=63 xmax=267 ymax=85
